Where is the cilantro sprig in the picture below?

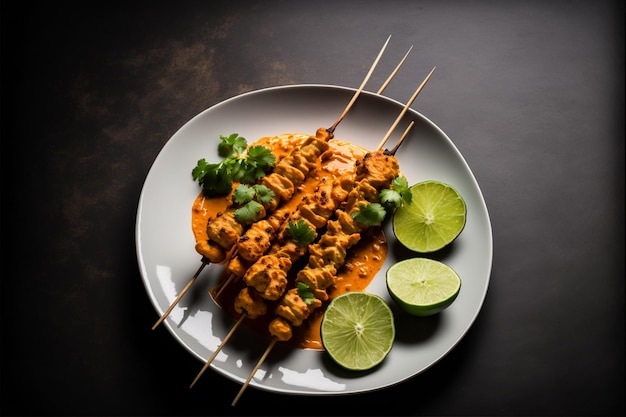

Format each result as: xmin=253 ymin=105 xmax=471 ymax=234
xmin=380 ymin=176 xmax=412 ymax=209
xmin=218 ymin=133 xmax=247 ymax=157
xmin=232 ymin=184 xmax=276 ymax=224
xmin=297 ymin=282 xmax=316 ymax=306
xmin=192 ymin=133 xmax=276 ymax=197
xmin=287 ymin=219 xmax=316 ymax=246
xmin=351 ymin=203 xmax=387 ymax=226
xmin=351 ymin=176 xmax=413 ymax=226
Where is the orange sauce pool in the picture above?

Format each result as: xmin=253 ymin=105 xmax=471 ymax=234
xmin=191 ymin=134 xmax=387 ymax=350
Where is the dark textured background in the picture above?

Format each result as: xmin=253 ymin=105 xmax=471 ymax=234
xmin=1 ymin=1 xmax=624 ymax=415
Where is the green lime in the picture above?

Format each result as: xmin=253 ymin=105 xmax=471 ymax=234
xmin=386 ymin=257 xmax=461 ymax=316
xmin=320 ymin=292 xmax=395 ymax=371
xmin=393 ymin=180 xmax=466 ymax=253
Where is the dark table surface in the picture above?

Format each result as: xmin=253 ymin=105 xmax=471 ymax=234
xmin=1 ymin=1 xmax=624 ymax=416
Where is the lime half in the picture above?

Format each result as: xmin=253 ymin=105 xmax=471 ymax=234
xmin=386 ymin=258 xmax=461 ymax=316
xmin=320 ymin=292 xmax=395 ymax=371
xmin=393 ymin=180 xmax=466 ymax=253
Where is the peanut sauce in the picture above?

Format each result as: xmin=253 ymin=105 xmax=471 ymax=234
xmin=191 ymin=133 xmax=388 ymax=350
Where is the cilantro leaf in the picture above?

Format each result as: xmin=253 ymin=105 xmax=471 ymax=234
xmin=287 ymin=219 xmax=316 ymax=246
xmin=252 ymin=184 xmax=275 ymax=205
xmin=218 ymin=133 xmax=247 ymax=157
xmin=192 ymin=160 xmax=233 ymax=196
xmin=380 ymin=188 xmax=402 ymax=206
xmin=297 ymin=282 xmax=316 ymax=305
xmin=392 ymin=176 xmax=412 ymax=204
xmin=233 ymin=184 xmax=255 ymax=204
xmin=234 ymin=200 xmax=263 ymax=224
xmin=351 ymin=203 xmax=387 ymax=226
xmin=247 ymin=145 xmax=276 ymax=168
xmin=379 ymin=176 xmax=413 ymax=212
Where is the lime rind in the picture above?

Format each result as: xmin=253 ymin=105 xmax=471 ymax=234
xmin=321 ymin=292 xmax=395 ymax=371
xmin=393 ymin=180 xmax=466 ymax=253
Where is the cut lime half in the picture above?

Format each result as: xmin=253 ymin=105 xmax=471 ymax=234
xmin=386 ymin=257 xmax=461 ymax=316
xmin=320 ymin=292 xmax=395 ymax=371
xmin=393 ymin=180 xmax=466 ymax=253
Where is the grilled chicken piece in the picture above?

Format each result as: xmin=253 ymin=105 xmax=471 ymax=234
xmin=333 ymin=170 xmax=356 ymax=193
xmin=237 ymin=207 xmax=292 ymax=265
xmin=261 ymin=173 xmax=295 ymax=204
xmin=234 ymin=287 xmax=267 ymax=319
xmin=328 ymin=210 xmax=361 ymax=235
xmin=274 ymin=163 xmax=305 ymax=186
xmin=226 ymin=255 xmax=249 ymax=278
xmin=237 ymin=220 xmax=274 ymax=263
xmin=357 ymin=151 xmax=400 ymax=188
xmin=268 ymin=317 xmax=292 ymax=341
xmin=274 ymin=288 xmax=322 ymax=327
xmin=194 ymin=240 xmax=227 ymax=263
xmin=207 ymin=211 xmax=246 ymax=250
xmin=243 ymin=254 xmax=291 ymax=300
xmin=296 ymin=266 xmax=335 ymax=300
xmin=344 ymin=181 xmax=380 ymax=213
xmin=270 ymin=240 xmax=307 ymax=263
xmin=314 ymin=233 xmax=359 ymax=263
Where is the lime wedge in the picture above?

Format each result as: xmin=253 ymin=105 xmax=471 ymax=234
xmin=320 ymin=292 xmax=395 ymax=371
xmin=386 ymin=258 xmax=461 ymax=316
xmin=393 ymin=180 xmax=466 ymax=253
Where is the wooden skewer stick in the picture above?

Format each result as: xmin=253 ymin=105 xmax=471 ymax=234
xmin=376 ymin=66 xmax=436 ymax=152
xmin=231 ymin=338 xmax=277 ymax=407
xmin=388 ymin=120 xmax=415 ymax=155
xmin=189 ymin=314 xmax=246 ymax=388
xmin=377 ymin=45 xmax=413 ymax=95
xmin=327 ymin=35 xmax=392 ymax=134
xmin=152 ymin=260 xmax=209 ymax=330
xmin=212 ymin=273 xmax=237 ymax=300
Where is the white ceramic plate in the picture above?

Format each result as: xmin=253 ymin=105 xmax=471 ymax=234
xmin=136 ymin=84 xmax=492 ymax=395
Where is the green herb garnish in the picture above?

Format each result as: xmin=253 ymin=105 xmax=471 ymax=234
xmin=231 ymin=184 xmax=276 ymax=224
xmin=234 ymin=200 xmax=263 ymax=224
xmin=218 ymin=133 xmax=247 ymax=157
xmin=297 ymin=282 xmax=316 ymax=306
xmin=192 ymin=134 xmax=276 ymax=197
xmin=287 ymin=219 xmax=316 ymax=246
xmin=351 ymin=202 xmax=387 ymax=226
xmin=380 ymin=176 xmax=412 ymax=208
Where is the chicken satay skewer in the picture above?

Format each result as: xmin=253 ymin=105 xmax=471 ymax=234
xmin=231 ymin=69 xmax=434 ymax=405
xmin=192 ymin=46 xmax=419 ymax=392
xmin=193 ymin=109 xmax=402 ymax=388
xmin=151 ymin=38 xmax=394 ymax=331
xmin=210 ymin=45 xmax=415 ymax=302
xmin=190 ymin=170 xmax=354 ymax=386
xmin=230 ymin=136 xmax=410 ymax=407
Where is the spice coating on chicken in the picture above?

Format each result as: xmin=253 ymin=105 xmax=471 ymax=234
xmin=268 ymin=317 xmax=293 ymax=342
xmin=194 ymin=240 xmax=226 ymax=263
xmin=274 ymin=288 xmax=322 ymax=327
xmin=234 ymin=287 xmax=267 ymax=319
xmin=356 ymin=151 xmax=401 ymax=189
xmin=207 ymin=211 xmax=246 ymax=251
xmin=243 ymin=254 xmax=292 ymax=301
